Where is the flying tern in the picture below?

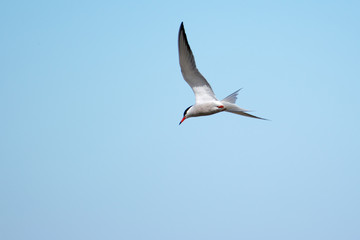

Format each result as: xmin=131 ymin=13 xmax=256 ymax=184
xmin=178 ymin=22 xmax=266 ymax=125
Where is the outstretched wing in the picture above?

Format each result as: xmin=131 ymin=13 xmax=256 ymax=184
xmin=178 ymin=22 xmax=217 ymax=104
xmin=222 ymin=89 xmax=242 ymax=104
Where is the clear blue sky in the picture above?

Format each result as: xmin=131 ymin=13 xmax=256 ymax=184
xmin=1 ymin=0 xmax=360 ymax=239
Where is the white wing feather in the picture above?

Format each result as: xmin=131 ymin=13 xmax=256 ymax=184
xmin=178 ymin=22 xmax=217 ymax=104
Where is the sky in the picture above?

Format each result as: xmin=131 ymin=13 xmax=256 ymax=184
xmin=1 ymin=0 xmax=360 ymax=239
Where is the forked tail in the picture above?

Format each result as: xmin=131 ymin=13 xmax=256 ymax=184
xmin=221 ymin=89 xmax=267 ymax=120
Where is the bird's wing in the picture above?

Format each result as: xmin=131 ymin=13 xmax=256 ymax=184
xmin=221 ymin=89 xmax=242 ymax=104
xmin=178 ymin=22 xmax=217 ymax=104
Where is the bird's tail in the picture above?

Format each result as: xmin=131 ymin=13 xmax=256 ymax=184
xmin=221 ymin=91 xmax=267 ymax=120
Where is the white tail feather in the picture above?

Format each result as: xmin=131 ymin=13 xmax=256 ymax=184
xmin=222 ymin=102 xmax=267 ymax=120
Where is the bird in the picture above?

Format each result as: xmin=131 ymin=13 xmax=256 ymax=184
xmin=178 ymin=22 xmax=266 ymax=125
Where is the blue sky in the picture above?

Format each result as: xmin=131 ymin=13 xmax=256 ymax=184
xmin=1 ymin=0 xmax=360 ymax=239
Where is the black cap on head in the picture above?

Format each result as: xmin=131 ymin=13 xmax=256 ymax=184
xmin=183 ymin=105 xmax=192 ymax=117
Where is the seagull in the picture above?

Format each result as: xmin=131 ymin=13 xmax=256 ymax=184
xmin=178 ymin=22 xmax=266 ymax=125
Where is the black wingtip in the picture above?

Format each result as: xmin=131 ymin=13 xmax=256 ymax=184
xmin=180 ymin=22 xmax=184 ymax=31
xmin=178 ymin=22 xmax=187 ymax=45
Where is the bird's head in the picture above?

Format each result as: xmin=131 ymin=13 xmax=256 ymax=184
xmin=179 ymin=105 xmax=193 ymax=125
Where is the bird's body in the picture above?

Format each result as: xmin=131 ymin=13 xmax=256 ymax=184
xmin=185 ymin=101 xmax=226 ymax=117
xmin=178 ymin=22 xmax=266 ymax=124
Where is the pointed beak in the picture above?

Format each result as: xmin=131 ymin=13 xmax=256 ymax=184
xmin=179 ymin=117 xmax=186 ymax=125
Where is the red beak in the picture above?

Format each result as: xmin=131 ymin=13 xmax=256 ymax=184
xmin=179 ymin=117 xmax=186 ymax=125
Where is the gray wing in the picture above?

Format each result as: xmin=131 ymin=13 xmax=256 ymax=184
xmin=178 ymin=22 xmax=217 ymax=104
